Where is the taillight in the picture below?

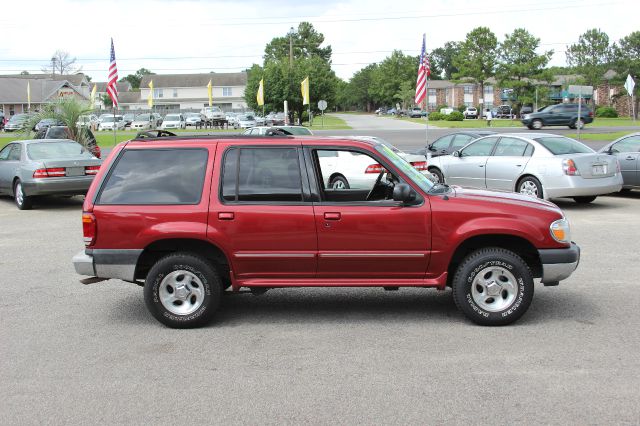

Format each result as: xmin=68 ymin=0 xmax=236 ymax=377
xmin=562 ymin=159 xmax=580 ymax=176
xmin=33 ymin=167 xmax=66 ymax=178
xmin=365 ymin=164 xmax=386 ymax=174
xmin=588 ymin=111 xmax=593 ymax=117
xmin=93 ymin=146 xmax=101 ymax=159
xmin=82 ymin=213 xmax=96 ymax=246
xmin=85 ymin=165 xmax=101 ymax=175
xmin=411 ymin=161 xmax=428 ymax=171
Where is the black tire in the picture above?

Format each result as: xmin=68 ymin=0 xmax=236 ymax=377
xmin=452 ymin=247 xmax=534 ymax=326
xmin=531 ymin=119 xmax=543 ymax=130
xmin=573 ymin=196 xmax=596 ymax=204
xmin=329 ymin=175 xmax=350 ymax=190
xmin=13 ymin=179 xmax=33 ymax=210
xmin=619 ymin=188 xmax=632 ymax=194
xmin=144 ymin=252 xmax=222 ymax=328
xmin=429 ymin=168 xmax=444 ymax=183
xmin=517 ymin=176 xmax=543 ymax=199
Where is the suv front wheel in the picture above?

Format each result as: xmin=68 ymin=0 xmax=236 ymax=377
xmin=452 ymin=248 xmax=534 ymax=326
xmin=144 ymin=253 xmax=222 ymax=328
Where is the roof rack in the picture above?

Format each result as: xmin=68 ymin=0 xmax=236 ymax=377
xmin=131 ymin=133 xmax=294 ymax=142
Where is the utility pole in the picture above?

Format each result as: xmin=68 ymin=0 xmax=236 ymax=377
xmin=289 ymin=27 xmax=294 ymax=69
xmin=51 ymin=57 xmax=56 ymax=76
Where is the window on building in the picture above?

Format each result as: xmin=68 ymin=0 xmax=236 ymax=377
xmin=153 ymin=89 xmax=164 ymax=98
xmin=222 ymin=87 xmax=232 ymax=97
xmin=484 ymin=85 xmax=493 ymax=94
xmin=464 ymin=101 xmax=473 ymax=107
xmin=464 ymin=86 xmax=474 ymax=94
xmin=428 ymin=102 xmax=437 ymax=110
xmin=428 ymin=88 xmax=436 ymax=96
xmin=173 ymin=89 xmax=178 ymax=98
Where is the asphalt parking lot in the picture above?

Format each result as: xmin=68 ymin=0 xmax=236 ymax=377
xmin=1 ymin=187 xmax=639 ymax=423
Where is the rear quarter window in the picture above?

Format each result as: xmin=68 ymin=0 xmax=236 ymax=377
xmin=97 ymin=148 xmax=208 ymax=205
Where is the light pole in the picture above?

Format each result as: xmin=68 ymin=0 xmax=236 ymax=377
xmin=288 ymin=26 xmax=294 ymax=124
xmin=51 ymin=56 xmax=56 ymax=76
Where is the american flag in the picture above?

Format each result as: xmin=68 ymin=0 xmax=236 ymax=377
xmin=107 ymin=38 xmax=119 ymax=108
xmin=415 ymin=33 xmax=430 ymax=105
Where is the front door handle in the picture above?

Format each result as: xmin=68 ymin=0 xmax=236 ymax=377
xmin=218 ymin=212 xmax=235 ymax=220
xmin=478 ymin=165 xmax=485 ymax=167
xmin=324 ymin=212 xmax=341 ymax=220
xmin=625 ymin=156 xmax=635 ymax=161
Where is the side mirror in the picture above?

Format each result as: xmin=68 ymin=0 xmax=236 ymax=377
xmin=428 ymin=144 xmax=436 ymax=151
xmin=392 ymin=183 xmax=417 ymax=204
xmin=453 ymin=150 xmax=460 ymax=157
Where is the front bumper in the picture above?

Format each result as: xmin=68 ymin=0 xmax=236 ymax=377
xmin=538 ymin=242 xmax=580 ymax=284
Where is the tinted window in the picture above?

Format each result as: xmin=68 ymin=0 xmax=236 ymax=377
xmin=98 ymin=149 xmax=208 ymax=205
xmin=524 ymin=144 xmax=534 ymax=157
xmin=431 ymin=135 xmax=455 ymax=150
xmin=222 ymin=147 xmax=302 ymax=202
xmin=493 ymin=137 xmax=529 ymax=156
xmin=451 ymin=135 xmax=474 ymax=150
xmin=461 ymin=137 xmax=498 ymax=157
xmin=46 ymin=127 xmax=70 ymax=139
xmin=534 ymin=137 xmax=593 ymax=155
xmin=611 ymin=136 xmax=640 ymax=153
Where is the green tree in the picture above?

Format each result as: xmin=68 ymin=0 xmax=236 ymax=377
xmin=101 ymin=94 xmax=113 ymax=109
xmin=496 ymin=28 xmax=554 ymax=109
xmin=264 ymin=22 xmax=332 ymax=63
xmin=612 ymin=31 xmax=640 ymax=117
xmin=453 ymin=27 xmax=498 ymax=100
xmin=368 ymin=50 xmax=417 ymax=107
xmin=430 ymin=42 xmax=460 ymax=80
xmin=119 ymin=68 xmax=155 ymax=89
xmin=343 ymin=64 xmax=378 ymax=111
xmin=566 ymin=29 xmax=612 ymax=89
xmin=21 ymin=98 xmax=94 ymax=147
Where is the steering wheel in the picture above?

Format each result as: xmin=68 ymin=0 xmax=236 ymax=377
xmin=366 ymin=171 xmax=385 ymax=201
xmin=135 ymin=130 xmax=177 ymax=139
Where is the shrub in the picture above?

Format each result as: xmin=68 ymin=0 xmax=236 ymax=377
xmin=457 ymin=105 xmax=466 ymax=113
xmin=428 ymin=112 xmax=443 ymax=121
xmin=596 ymin=106 xmax=618 ymax=118
xmin=447 ymin=111 xmax=464 ymax=121
xmin=436 ymin=104 xmax=449 ymax=112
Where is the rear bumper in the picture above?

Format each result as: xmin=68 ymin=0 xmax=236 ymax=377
xmin=538 ymin=242 xmax=580 ymax=284
xmin=22 ymin=176 xmax=94 ymax=196
xmin=72 ymin=249 xmax=142 ymax=281
xmin=544 ymin=175 xmax=623 ymax=199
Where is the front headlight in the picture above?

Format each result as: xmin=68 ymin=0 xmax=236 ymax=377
xmin=550 ymin=218 xmax=571 ymax=244
xmin=523 ymin=114 xmax=530 ymax=119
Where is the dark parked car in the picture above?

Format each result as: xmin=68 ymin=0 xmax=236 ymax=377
xmin=522 ymin=103 xmax=594 ymax=130
xmin=413 ymin=131 xmax=497 ymax=158
xmin=598 ymin=132 xmax=640 ymax=191
xmin=72 ymin=134 xmax=580 ymax=328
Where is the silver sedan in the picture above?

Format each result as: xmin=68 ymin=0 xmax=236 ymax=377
xmin=598 ymin=132 xmax=640 ymax=191
xmin=427 ymin=133 xmax=623 ymax=203
xmin=0 ymin=139 xmax=101 ymax=210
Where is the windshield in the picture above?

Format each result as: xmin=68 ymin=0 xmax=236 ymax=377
xmin=135 ymin=114 xmax=151 ymax=121
xmin=165 ymin=115 xmax=181 ymax=121
xmin=27 ymin=142 xmax=95 ymax=160
xmin=374 ymin=144 xmax=434 ymax=193
xmin=102 ymin=117 xmax=116 ymax=122
xmin=9 ymin=115 xmax=28 ymax=123
xmin=534 ymin=137 xmax=594 ymax=155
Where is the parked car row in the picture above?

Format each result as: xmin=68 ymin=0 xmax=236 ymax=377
xmin=421 ymin=131 xmax=640 ymax=203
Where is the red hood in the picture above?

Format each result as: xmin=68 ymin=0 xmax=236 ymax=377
xmin=449 ymin=186 xmax=561 ymax=213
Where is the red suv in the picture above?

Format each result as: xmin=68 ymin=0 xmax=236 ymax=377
xmin=73 ymin=136 xmax=580 ymax=328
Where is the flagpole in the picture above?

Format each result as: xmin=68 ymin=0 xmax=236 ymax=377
xmin=425 ymin=78 xmax=429 ymax=146
xmin=112 ymin=103 xmax=116 ymax=146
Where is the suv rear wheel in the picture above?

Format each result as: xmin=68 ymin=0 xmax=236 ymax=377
xmin=452 ymin=248 xmax=534 ymax=326
xmin=144 ymin=253 xmax=222 ymax=328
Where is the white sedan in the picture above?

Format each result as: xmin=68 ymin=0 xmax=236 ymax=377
xmin=320 ymin=137 xmax=435 ymax=189
xmin=161 ymin=114 xmax=186 ymax=130
xmin=97 ymin=116 xmax=125 ymax=131
xmin=130 ymin=114 xmax=155 ymax=130
xmin=426 ymin=133 xmax=623 ymax=203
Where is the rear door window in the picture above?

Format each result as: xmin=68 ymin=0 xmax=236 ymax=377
xmin=221 ymin=147 xmax=302 ymax=203
xmin=493 ymin=137 xmax=529 ymax=156
xmin=97 ymin=149 xmax=208 ymax=204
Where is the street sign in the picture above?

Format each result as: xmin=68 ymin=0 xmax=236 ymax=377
xmin=625 ymin=74 xmax=635 ymax=96
xmin=568 ymin=85 xmax=593 ymax=96
xmin=318 ymin=100 xmax=327 ymax=111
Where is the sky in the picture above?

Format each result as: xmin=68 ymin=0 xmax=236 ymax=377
xmin=0 ymin=0 xmax=637 ymax=82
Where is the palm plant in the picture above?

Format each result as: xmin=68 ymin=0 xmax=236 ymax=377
xmin=21 ymin=98 xmax=94 ymax=147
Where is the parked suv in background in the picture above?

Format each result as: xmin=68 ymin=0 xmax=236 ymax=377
xmin=463 ymin=107 xmax=478 ymax=119
xmin=522 ymin=103 xmax=594 ymax=130
xmin=73 ymin=135 xmax=580 ymax=328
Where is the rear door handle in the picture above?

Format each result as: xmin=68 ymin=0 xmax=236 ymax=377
xmin=625 ymin=156 xmax=635 ymax=161
xmin=218 ymin=212 xmax=235 ymax=220
xmin=478 ymin=165 xmax=484 ymax=167
xmin=324 ymin=212 xmax=341 ymax=220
